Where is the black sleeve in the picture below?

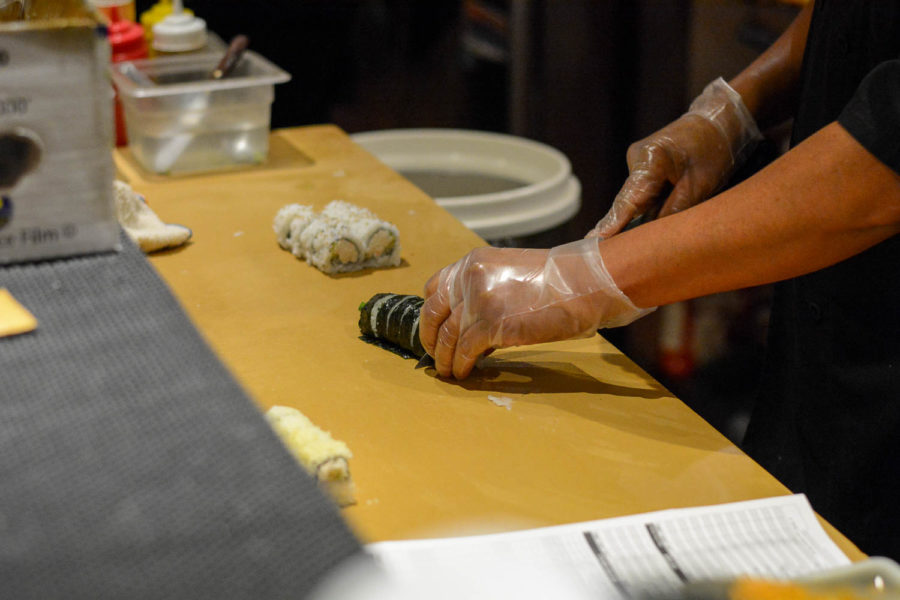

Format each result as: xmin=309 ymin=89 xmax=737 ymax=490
xmin=838 ymin=59 xmax=900 ymax=175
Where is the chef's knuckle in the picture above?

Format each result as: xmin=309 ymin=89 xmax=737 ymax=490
xmin=436 ymin=323 xmax=457 ymax=347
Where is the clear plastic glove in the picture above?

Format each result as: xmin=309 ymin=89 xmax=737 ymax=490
xmin=419 ymin=238 xmax=655 ymax=379
xmin=589 ymin=77 xmax=762 ymax=238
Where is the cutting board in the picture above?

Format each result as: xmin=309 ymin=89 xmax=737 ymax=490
xmin=114 ymin=126 xmax=864 ymax=560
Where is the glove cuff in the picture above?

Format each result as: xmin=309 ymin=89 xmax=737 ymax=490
xmin=548 ymin=238 xmax=656 ymax=330
xmin=688 ymin=77 xmax=763 ymax=170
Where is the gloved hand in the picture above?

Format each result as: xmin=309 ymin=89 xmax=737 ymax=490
xmin=589 ymin=77 xmax=762 ymax=238
xmin=419 ymin=238 xmax=655 ymax=379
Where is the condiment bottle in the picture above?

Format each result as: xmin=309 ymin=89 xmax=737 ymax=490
xmin=151 ymin=0 xmax=207 ymax=56
xmin=139 ymin=0 xmax=194 ymax=47
xmin=108 ymin=7 xmax=148 ymax=146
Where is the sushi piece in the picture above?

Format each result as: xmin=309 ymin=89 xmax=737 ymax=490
xmin=358 ymin=293 xmax=427 ymax=359
xmin=321 ymin=199 xmax=377 ymax=221
xmin=299 ymin=216 xmax=366 ymax=273
xmin=321 ymin=200 xmax=401 ymax=266
xmin=351 ymin=217 xmax=400 ymax=263
xmin=273 ymin=203 xmax=315 ymax=250
xmin=265 ymin=405 xmax=356 ymax=507
xmin=287 ymin=216 xmax=315 ymax=258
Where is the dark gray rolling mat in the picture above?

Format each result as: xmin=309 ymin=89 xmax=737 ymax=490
xmin=1 ymin=234 xmax=362 ymax=598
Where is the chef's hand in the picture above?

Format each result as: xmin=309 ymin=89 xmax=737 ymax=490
xmin=419 ymin=238 xmax=654 ymax=379
xmin=589 ymin=77 xmax=762 ymax=238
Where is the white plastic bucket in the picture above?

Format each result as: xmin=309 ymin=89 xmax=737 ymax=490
xmin=351 ymin=128 xmax=581 ymax=240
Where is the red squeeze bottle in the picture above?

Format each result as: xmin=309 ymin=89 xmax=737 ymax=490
xmin=108 ymin=7 xmax=148 ymax=146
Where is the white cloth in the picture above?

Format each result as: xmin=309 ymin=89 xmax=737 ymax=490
xmin=114 ymin=180 xmax=192 ymax=253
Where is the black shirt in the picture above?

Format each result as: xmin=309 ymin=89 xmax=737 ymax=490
xmin=742 ymin=1 xmax=900 ymax=559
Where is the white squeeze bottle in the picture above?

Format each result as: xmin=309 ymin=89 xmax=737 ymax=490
xmin=151 ymin=0 xmax=206 ymax=55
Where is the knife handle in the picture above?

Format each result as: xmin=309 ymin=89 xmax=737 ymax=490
xmin=212 ymin=35 xmax=250 ymax=80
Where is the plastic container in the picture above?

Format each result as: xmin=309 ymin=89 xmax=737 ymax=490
xmin=350 ymin=129 xmax=581 ymax=242
xmin=110 ymin=50 xmax=290 ymax=174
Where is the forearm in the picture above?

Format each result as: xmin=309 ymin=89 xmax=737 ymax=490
xmin=602 ymin=122 xmax=900 ymax=308
xmin=729 ymin=2 xmax=813 ymax=129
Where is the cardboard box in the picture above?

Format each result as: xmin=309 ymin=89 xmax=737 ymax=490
xmin=0 ymin=2 xmax=119 ymax=265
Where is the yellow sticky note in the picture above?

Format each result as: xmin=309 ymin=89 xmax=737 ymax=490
xmin=0 ymin=288 xmax=38 ymax=338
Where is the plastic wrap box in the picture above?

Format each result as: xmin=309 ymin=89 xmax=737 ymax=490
xmin=0 ymin=5 xmax=119 ymax=265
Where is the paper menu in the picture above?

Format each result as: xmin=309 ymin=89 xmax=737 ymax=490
xmin=366 ymin=494 xmax=850 ymax=599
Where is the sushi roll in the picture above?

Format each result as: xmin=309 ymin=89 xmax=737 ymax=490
xmin=265 ymin=405 xmax=356 ymax=507
xmin=358 ymin=293 xmax=426 ymax=359
xmin=273 ymin=204 xmax=315 ymax=250
xmin=273 ymin=200 xmax=401 ymax=273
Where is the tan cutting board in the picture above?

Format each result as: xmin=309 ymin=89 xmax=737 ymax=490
xmin=114 ymin=126 xmax=864 ymax=560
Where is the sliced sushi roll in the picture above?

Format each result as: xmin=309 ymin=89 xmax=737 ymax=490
xmin=273 ymin=203 xmax=315 ymax=250
xmin=359 ymin=293 xmax=426 ymax=358
xmin=300 ymin=216 xmax=366 ymax=274
xmin=273 ymin=200 xmax=402 ymax=273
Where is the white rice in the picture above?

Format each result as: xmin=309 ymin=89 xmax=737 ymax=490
xmin=273 ymin=204 xmax=315 ymax=249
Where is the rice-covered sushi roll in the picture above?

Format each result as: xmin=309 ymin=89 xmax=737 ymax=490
xmin=299 ymin=216 xmax=366 ymax=274
xmin=265 ymin=405 xmax=356 ymax=507
xmin=323 ymin=200 xmax=401 ymax=266
xmin=273 ymin=200 xmax=402 ymax=273
xmin=273 ymin=203 xmax=315 ymax=250
xmin=359 ymin=293 xmax=426 ymax=358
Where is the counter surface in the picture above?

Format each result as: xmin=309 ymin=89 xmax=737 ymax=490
xmin=114 ymin=126 xmax=864 ymax=560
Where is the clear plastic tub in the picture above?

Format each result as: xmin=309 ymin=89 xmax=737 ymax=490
xmin=110 ymin=50 xmax=290 ymax=174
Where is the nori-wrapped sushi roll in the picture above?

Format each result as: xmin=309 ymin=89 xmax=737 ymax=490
xmin=358 ymin=293 xmax=427 ymax=359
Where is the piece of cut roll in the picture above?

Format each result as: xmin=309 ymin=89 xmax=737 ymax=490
xmin=322 ymin=200 xmax=401 ymax=266
xmin=299 ymin=216 xmax=366 ymax=274
xmin=273 ymin=204 xmax=316 ymax=250
xmin=265 ymin=405 xmax=356 ymax=507
xmin=288 ymin=212 xmax=321 ymax=259
xmin=321 ymin=199 xmax=377 ymax=221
